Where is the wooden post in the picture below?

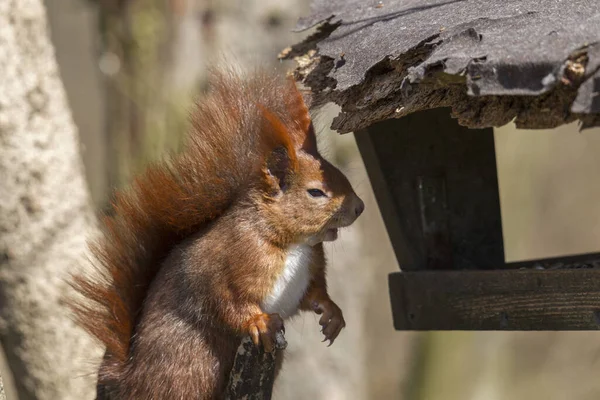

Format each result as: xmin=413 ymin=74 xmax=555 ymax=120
xmin=355 ymin=108 xmax=505 ymax=271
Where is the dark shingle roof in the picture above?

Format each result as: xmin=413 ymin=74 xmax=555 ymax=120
xmin=282 ymin=0 xmax=600 ymax=133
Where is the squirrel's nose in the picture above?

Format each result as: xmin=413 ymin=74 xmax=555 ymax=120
xmin=354 ymin=197 xmax=365 ymax=218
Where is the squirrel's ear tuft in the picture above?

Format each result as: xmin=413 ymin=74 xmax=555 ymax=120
xmin=285 ymin=76 xmax=311 ymax=133
xmin=284 ymin=77 xmax=317 ymax=154
xmin=258 ymin=103 xmax=298 ymax=192
xmin=258 ymin=103 xmax=298 ymax=169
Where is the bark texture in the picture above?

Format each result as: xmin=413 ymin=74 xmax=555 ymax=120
xmin=226 ymin=334 xmax=287 ymax=400
xmin=0 ymin=0 xmax=102 ymax=399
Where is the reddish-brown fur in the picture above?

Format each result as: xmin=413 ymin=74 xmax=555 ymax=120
xmin=69 ymin=68 xmax=364 ymax=399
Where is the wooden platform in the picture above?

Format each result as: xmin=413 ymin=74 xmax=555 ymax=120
xmin=389 ymin=268 xmax=600 ymax=330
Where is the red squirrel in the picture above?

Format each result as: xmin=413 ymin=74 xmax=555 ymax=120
xmin=70 ymin=68 xmax=364 ymax=399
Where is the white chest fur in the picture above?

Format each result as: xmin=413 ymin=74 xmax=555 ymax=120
xmin=261 ymin=244 xmax=313 ymax=319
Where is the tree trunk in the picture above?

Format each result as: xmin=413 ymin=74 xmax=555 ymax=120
xmin=0 ymin=0 xmax=102 ymax=399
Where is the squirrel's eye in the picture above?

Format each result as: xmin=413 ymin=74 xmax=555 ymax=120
xmin=307 ymin=188 xmax=327 ymax=198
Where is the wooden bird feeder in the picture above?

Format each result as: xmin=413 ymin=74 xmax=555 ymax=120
xmin=284 ymin=0 xmax=600 ymax=330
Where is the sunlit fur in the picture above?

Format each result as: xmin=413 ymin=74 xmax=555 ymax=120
xmin=251 ymin=79 xmax=363 ymax=247
xmin=68 ymin=67 xmax=363 ymax=399
xmin=254 ymin=148 xmax=362 ymax=245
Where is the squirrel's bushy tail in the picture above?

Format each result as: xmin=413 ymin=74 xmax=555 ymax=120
xmin=69 ymin=68 xmax=310 ymax=383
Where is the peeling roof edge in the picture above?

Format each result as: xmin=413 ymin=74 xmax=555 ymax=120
xmin=282 ymin=22 xmax=600 ymax=134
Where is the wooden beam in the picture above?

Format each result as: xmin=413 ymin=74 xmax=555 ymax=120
xmin=355 ymin=109 xmax=504 ymax=271
xmin=389 ymin=270 xmax=600 ymax=330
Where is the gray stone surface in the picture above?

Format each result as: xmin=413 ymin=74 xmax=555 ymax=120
xmin=284 ymin=0 xmax=600 ymax=133
xmin=0 ymin=0 xmax=102 ymax=398
xmin=0 ymin=346 xmax=16 ymax=400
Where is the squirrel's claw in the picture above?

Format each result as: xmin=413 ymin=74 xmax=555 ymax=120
xmin=249 ymin=325 xmax=261 ymax=346
xmin=246 ymin=313 xmax=284 ymax=353
xmin=312 ymin=299 xmax=345 ymax=346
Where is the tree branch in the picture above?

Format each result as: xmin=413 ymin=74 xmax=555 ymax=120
xmin=226 ymin=330 xmax=287 ymax=400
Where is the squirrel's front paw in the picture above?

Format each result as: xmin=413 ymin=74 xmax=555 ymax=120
xmin=247 ymin=313 xmax=284 ymax=353
xmin=312 ymin=299 xmax=345 ymax=346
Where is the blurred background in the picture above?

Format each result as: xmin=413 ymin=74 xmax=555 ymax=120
xmin=2 ymin=0 xmax=600 ymax=399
